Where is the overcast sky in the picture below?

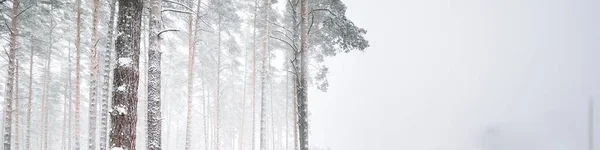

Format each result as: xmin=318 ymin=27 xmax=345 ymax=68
xmin=308 ymin=0 xmax=600 ymax=149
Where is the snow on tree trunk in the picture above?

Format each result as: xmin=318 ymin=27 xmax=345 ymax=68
xmin=110 ymin=0 xmax=142 ymax=149
xmin=251 ymin=0 xmax=259 ymax=149
xmin=89 ymin=0 xmax=101 ymax=149
xmin=14 ymin=60 xmax=19 ymax=150
xmin=75 ymin=0 xmax=83 ymax=149
xmin=185 ymin=1 xmax=195 ymax=149
xmin=147 ymin=0 xmax=162 ymax=149
xmin=26 ymin=37 xmax=32 ymax=150
xmin=259 ymin=0 xmax=271 ymax=150
xmin=3 ymin=0 xmax=19 ymax=149
xmin=297 ymin=0 xmax=309 ymax=149
xmin=216 ymin=15 xmax=223 ymax=150
xmin=101 ymin=0 xmax=117 ymax=149
xmin=42 ymin=18 xmax=55 ymax=150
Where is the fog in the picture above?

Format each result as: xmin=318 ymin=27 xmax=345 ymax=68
xmin=309 ymin=0 xmax=600 ymax=149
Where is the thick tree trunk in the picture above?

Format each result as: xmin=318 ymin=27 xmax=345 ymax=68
xmin=297 ymin=0 xmax=309 ymax=149
xmin=89 ymin=0 xmax=101 ymax=149
xmin=147 ymin=0 xmax=162 ymax=149
xmin=110 ymin=0 xmax=142 ymax=149
xmin=3 ymin=0 xmax=19 ymax=149
xmin=259 ymin=0 xmax=271 ymax=149
xmin=101 ymin=0 xmax=117 ymax=149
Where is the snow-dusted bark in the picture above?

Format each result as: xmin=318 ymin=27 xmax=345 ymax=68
xmin=251 ymin=1 xmax=259 ymax=149
xmin=185 ymin=1 xmax=195 ymax=148
xmin=3 ymin=0 xmax=19 ymax=149
xmin=89 ymin=0 xmax=101 ymax=149
xmin=14 ymin=60 xmax=19 ymax=150
xmin=101 ymin=0 xmax=117 ymax=150
xmin=75 ymin=0 xmax=83 ymax=149
xmin=259 ymin=0 xmax=272 ymax=149
xmin=147 ymin=0 xmax=162 ymax=149
xmin=26 ymin=37 xmax=32 ymax=150
xmin=297 ymin=0 xmax=309 ymax=149
xmin=110 ymin=0 xmax=142 ymax=149
xmin=216 ymin=15 xmax=223 ymax=150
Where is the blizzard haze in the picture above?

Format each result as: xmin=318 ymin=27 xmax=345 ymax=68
xmin=309 ymin=0 xmax=600 ymax=149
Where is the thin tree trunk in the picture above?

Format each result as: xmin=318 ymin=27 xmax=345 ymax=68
xmin=75 ymin=0 xmax=83 ymax=149
xmin=185 ymin=1 xmax=195 ymax=148
xmin=63 ymin=47 xmax=72 ymax=150
xmin=251 ymin=0 xmax=259 ymax=149
xmin=14 ymin=60 xmax=19 ymax=150
xmin=26 ymin=37 xmax=33 ymax=150
xmin=110 ymin=0 xmax=142 ymax=149
xmin=89 ymin=0 xmax=101 ymax=148
xmin=238 ymin=14 xmax=250 ymax=150
xmin=3 ymin=0 xmax=19 ymax=148
xmin=42 ymin=18 xmax=54 ymax=150
xmin=216 ymin=15 xmax=223 ymax=150
xmin=147 ymin=0 xmax=162 ymax=149
xmin=101 ymin=0 xmax=117 ymax=149
xmin=260 ymin=0 xmax=271 ymax=149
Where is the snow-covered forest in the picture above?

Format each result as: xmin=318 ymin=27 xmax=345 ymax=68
xmin=0 ymin=0 xmax=368 ymax=150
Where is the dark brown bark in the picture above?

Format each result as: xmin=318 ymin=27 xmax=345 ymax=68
xmin=110 ymin=0 xmax=142 ymax=149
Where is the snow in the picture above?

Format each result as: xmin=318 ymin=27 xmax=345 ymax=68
xmin=111 ymin=147 xmax=125 ymax=150
xmin=117 ymin=85 xmax=126 ymax=92
xmin=118 ymin=57 xmax=132 ymax=67
xmin=115 ymin=106 xmax=127 ymax=115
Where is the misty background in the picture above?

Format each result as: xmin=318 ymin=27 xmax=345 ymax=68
xmin=309 ymin=0 xmax=600 ymax=149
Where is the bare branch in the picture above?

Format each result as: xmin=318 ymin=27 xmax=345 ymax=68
xmin=16 ymin=4 xmax=36 ymax=19
xmin=269 ymin=35 xmax=297 ymax=52
xmin=158 ymin=29 xmax=180 ymax=37
xmin=162 ymin=9 xmax=193 ymax=14
xmin=268 ymin=20 xmax=293 ymax=35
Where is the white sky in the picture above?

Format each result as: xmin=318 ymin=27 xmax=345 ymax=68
xmin=309 ymin=0 xmax=600 ymax=149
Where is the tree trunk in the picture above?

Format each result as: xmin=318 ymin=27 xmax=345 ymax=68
xmin=147 ymin=0 xmax=162 ymax=149
xmin=101 ymin=0 xmax=117 ymax=149
xmin=259 ymin=0 xmax=271 ymax=149
xmin=63 ymin=47 xmax=72 ymax=150
xmin=14 ymin=60 xmax=19 ymax=150
xmin=3 ymin=0 xmax=19 ymax=148
xmin=110 ymin=0 xmax=142 ymax=149
xmin=89 ymin=0 xmax=101 ymax=148
xmin=297 ymin=0 xmax=309 ymax=149
xmin=41 ymin=16 xmax=55 ymax=150
xmin=251 ymin=0 xmax=258 ymax=149
xmin=75 ymin=0 xmax=83 ymax=149
xmin=185 ymin=1 xmax=195 ymax=148
xmin=216 ymin=15 xmax=223 ymax=150
xmin=26 ymin=36 xmax=33 ymax=150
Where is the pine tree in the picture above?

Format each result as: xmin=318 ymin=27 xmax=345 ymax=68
xmin=3 ymin=0 xmax=20 ymax=149
xmin=110 ymin=0 xmax=143 ymax=149
xmin=147 ymin=0 xmax=163 ymax=148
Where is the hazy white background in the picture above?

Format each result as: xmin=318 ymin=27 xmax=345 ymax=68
xmin=309 ymin=0 xmax=600 ymax=149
